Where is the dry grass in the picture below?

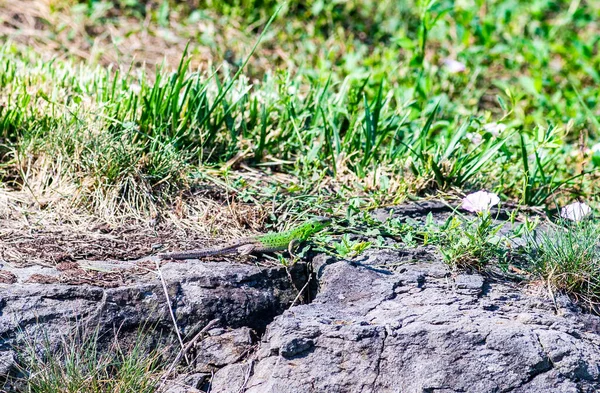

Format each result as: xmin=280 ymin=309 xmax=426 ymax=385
xmin=0 ymin=0 xmax=270 ymax=74
xmin=0 ymin=181 xmax=270 ymax=266
xmin=1 ymin=0 xmax=192 ymax=69
xmin=0 ymin=0 xmax=292 ymax=246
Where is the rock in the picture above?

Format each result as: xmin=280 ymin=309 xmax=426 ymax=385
xmin=209 ymin=363 xmax=252 ymax=392
xmin=454 ymin=273 xmax=485 ymax=296
xmin=0 ymin=351 xmax=15 ymax=376
xmin=162 ymin=373 xmax=209 ymax=393
xmin=192 ymin=327 xmax=254 ymax=372
xmin=3 ymin=217 xmax=600 ymax=393
xmin=372 ymin=201 xmax=452 ymax=223
xmin=0 ymin=259 xmax=307 ymax=374
xmin=209 ymin=248 xmax=600 ymax=393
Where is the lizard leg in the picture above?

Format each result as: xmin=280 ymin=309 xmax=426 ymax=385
xmin=287 ymin=239 xmax=301 ymax=258
xmin=237 ymin=244 xmax=256 ymax=255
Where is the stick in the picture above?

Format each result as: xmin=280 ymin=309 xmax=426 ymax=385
xmin=158 ymin=318 xmax=220 ymax=388
xmin=155 ymin=260 xmax=188 ymax=364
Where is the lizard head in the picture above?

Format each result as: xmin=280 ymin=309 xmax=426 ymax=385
xmin=305 ymin=216 xmax=332 ymax=234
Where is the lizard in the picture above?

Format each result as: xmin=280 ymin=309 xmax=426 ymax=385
xmin=158 ymin=216 xmax=332 ymax=260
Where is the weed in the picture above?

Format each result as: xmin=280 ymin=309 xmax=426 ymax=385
xmin=382 ymin=203 xmax=516 ymax=271
xmin=333 ymin=233 xmax=372 ymax=258
xmin=10 ymin=327 xmax=165 ymax=393
xmin=528 ymin=219 xmax=600 ymax=308
xmin=436 ymin=212 xmax=505 ymax=270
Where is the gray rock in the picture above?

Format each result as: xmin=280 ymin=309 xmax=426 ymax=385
xmin=162 ymin=373 xmax=209 ymax=393
xmin=0 ymin=351 xmax=15 ymax=376
xmin=2 ymin=238 xmax=600 ymax=393
xmin=209 ymin=251 xmax=600 ymax=393
xmin=372 ymin=201 xmax=452 ymax=222
xmin=454 ymin=273 xmax=485 ymax=296
xmin=192 ymin=327 xmax=254 ymax=372
xmin=0 ymin=259 xmax=307 ymax=375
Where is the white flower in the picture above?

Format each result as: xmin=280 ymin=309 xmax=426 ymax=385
xmin=560 ymin=202 xmax=592 ymax=222
xmin=466 ymin=132 xmax=483 ymax=145
xmin=443 ymin=58 xmax=466 ymax=74
xmin=591 ymin=143 xmax=600 ymax=153
xmin=482 ymin=122 xmax=507 ymax=136
xmin=570 ymin=149 xmax=584 ymax=158
xmin=130 ymin=84 xmax=142 ymax=95
xmin=462 ymin=191 xmax=500 ymax=213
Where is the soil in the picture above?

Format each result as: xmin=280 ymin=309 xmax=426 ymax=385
xmin=0 ymin=218 xmax=266 ymax=287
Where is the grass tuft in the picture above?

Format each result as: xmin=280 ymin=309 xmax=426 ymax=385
xmin=10 ymin=327 xmax=165 ymax=393
xmin=529 ymin=219 xmax=600 ymax=309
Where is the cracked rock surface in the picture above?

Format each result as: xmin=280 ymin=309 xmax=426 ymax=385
xmin=2 ymin=202 xmax=600 ymax=393
xmin=0 ymin=260 xmax=307 ymax=379
xmin=209 ymin=249 xmax=600 ymax=393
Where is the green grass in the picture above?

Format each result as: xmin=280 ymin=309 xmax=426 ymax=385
xmin=529 ymin=219 xmax=600 ymax=309
xmin=2 ymin=0 xmax=600 ymax=225
xmin=10 ymin=327 xmax=165 ymax=393
xmin=0 ymin=45 xmax=594 ymax=217
xmin=429 ymin=211 xmax=506 ymax=270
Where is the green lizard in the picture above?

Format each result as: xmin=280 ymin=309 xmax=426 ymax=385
xmin=158 ymin=216 xmax=331 ymax=260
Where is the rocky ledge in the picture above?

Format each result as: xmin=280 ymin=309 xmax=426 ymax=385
xmin=208 ymin=249 xmax=600 ymax=393
xmin=1 ymin=216 xmax=600 ymax=393
xmin=0 ymin=260 xmax=308 ymax=381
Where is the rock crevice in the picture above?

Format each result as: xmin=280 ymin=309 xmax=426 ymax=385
xmin=208 ymin=249 xmax=600 ymax=393
xmin=1 ymin=241 xmax=600 ymax=392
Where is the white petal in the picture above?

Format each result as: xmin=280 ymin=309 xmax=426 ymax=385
xmin=482 ymin=122 xmax=507 ymax=136
xmin=443 ymin=58 xmax=466 ymax=74
xmin=466 ymin=133 xmax=483 ymax=145
xmin=560 ymin=202 xmax=592 ymax=221
xmin=462 ymin=191 xmax=500 ymax=213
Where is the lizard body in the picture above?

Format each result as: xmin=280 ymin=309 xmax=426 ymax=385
xmin=158 ymin=216 xmax=331 ymax=260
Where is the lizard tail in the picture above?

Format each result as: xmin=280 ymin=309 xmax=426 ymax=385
xmin=158 ymin=245 xmax=241 ymax=260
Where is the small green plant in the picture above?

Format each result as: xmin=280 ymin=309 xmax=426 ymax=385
xmin=437 ymin=211 xmax=505 ymax=270
xmin=423 ymin=192 xmax=508 ymax=270
xmin=382 ymin=213 xmax=444 ymax=247
xmin=333 ymin=234 xmax=372 ymax=258
xmin=528 ymin=218 xmax=600 ymax=308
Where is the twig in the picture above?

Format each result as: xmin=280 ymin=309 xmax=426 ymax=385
xmin=236 ymin=360 xmax=254 ymax=393
xmin=206 ymin=370 xmax=214 ymax=393
xmin=158 ymin=318 xmax=220 ymax=389
xmin=155 ymin=260 xmax=188 ymax=365
xmin=178 ymin=318 xmax=220 ymax=368
xmin=289 ymin=277 xmax=311 ymax=309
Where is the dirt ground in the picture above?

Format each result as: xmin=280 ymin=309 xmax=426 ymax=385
xmin=0 ymin=181 xmax=274 ymax=286
xmin=0 ymin=213 xmax=276 ymax=287
xmin=0 ymin=0 xmax=272 ymax=74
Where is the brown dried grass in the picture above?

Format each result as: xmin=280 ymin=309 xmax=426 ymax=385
xmin=0 ymin=0 xmax=255 ymax=73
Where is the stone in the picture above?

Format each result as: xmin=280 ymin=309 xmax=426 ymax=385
xmin=192 ymin=327 xmax=254 ymax=372
xmin=3 ymin=211 xmax=600 ymax=393
xmin=208 ymin=248 xmax=600 ymax=393
xmin=0 ymin=259 xmax=307 ymax=374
